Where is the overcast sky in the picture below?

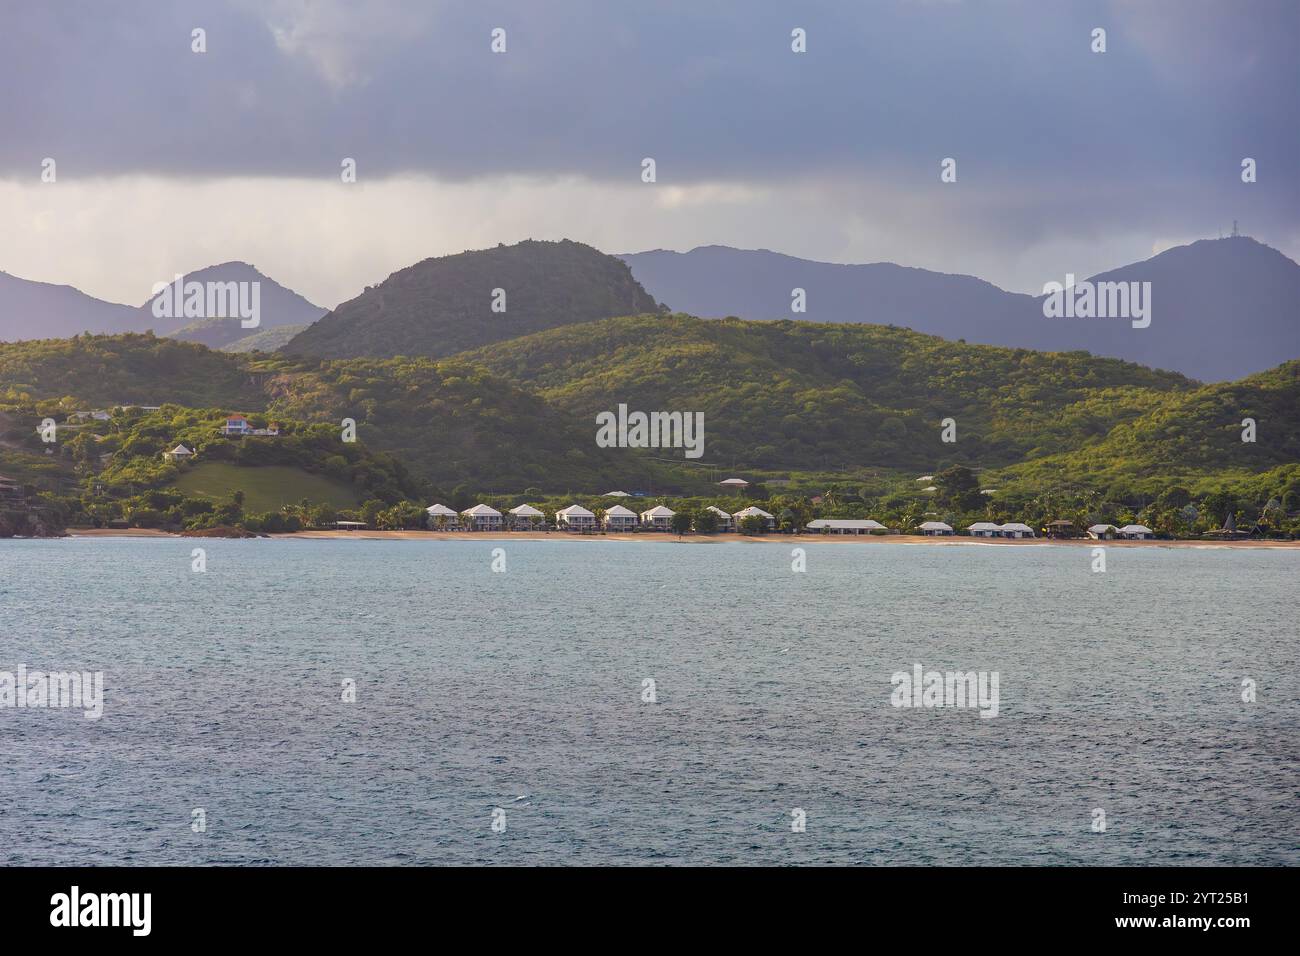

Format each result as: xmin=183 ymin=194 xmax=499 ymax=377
xmin=1 ymin=0 xmax=1296 ymax=308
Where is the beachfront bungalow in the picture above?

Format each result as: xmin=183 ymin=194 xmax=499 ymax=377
xmin=556 ymin=504 xmax=597 ymax=531
xmin=164 ymin=443 xmax=194 ymax=462
xmin=603 ymin=504 xmax=638 ymax=531
xmin=461 ymin=504 xmax=502 ymax=531
xmin=966 ymin=521 xmax=1000 ymax=537
xmin=998 ymin=522 xmax=1035 ymax=539
xmin=640 ymin=505 xmax=676 ymax=531
xmin=1118 ymin=524 xmax=1154 ymax=540
xmin=733 ymin=505 xmax=776 ymax=531
xmin=917 ymin=521 xmax=954 ymax=536
xmin=425 ymin=503 xmax=461 ymax=529
xmin=1044 ymin=519 xmax=1075 ymax=539
xmin=705 ymin=505 xmax=734 ymax=532
xmin=1087 ymin=524 xmax=1119 ymax=540
xmin=335 ymin=520 xmax=367 ymax=531
xmin=807 ymin=519 xmax=886 ymax=535
xmin=508 ymin=504 xmax=545 ymax=529
xmin=718 ymin=477 xmax=750 ymax=489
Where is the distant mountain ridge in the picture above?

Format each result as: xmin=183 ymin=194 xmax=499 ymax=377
xmin=0 ymin=270 xmax=146 ymax=341
xmin=281 ymin=239 xmax=663 ymax=359
xmin=0 ymin=261 xmax=326 ymax=347
xmin=619 ymin=237 xmax=1300 ymax=382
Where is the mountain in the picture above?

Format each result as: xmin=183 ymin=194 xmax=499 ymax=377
xmin=148 ymin=261 xmax=326 ymax=342
xmin=281 ymin=239 xmax=662 ymax=359
xmin=0 ymin=270 xmax=146 ymax=341
xmin=3 ymin=321 xmax=1296 ymax=499
xmin=620 ymin=237 xmax=1300 ymax=382
xmin=220 ymin=324 xmax=310 ymax=353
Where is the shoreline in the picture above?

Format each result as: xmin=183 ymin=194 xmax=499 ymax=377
xmin=60 ymin=528 xmax=1300 ymax=548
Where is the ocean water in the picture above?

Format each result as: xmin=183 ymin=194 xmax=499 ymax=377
xmin=0 ymin=536 xmax=1296 ymax=866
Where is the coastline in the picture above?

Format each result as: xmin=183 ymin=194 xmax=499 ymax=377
xmin=60 ymin=528 xmax=1300 ymax=548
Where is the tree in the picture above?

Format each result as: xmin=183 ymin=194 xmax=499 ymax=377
xmin=694 ymin=509 xmax=719 ymax=534
xmin=671 ymin=510 xmax=693 ymax=536
xmin=739 ymin=514 xmax=766 ymax=535
xmin=935 ymin=465 xmax=981 ymax=512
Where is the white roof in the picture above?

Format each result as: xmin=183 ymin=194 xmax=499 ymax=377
xmin=922 ymin=486 xmax=938 ymax=492
xmin=462 ymin=504 xmax=502 ymax=517
xmin=1119 ymin=524 xmax=1153 ymax=534
xmin=734 ymin=506 xmax=774 ymax=519
xmin=916 ymin=475 xmax=933 ymax=482
xmin=641 ymin=505 xmax=675 ymax=518
xmin=719 ymin=477 xmax=750 ymax=486
xmin=556 ymin=505 xmax=595 ymax=518
xmin=604 ymin=504 xmax=636 ymax=517
xmin=426 ymin=503 xmax=458 ymax=516
xmin=967 ymin=522 xmax=999 ymax=531
xmin=705 ymin=506 xmax=732 ymax=517
xmin=168 ymin=444 xmax=192 ymax=454
xmin=509 ymin=504 xmax=544 ymax=517
xmin=602 ymin=490 xmax=630 ymax=497
xmin=808 ymin=519 xmax=885 ymax=530
xmin=918 ymin=521 xmax=953 ymax=531
xmin=998 ymin=523 xmax=1034 ymax=533
xmin=980 ymin=488 xmax=997 ymax=495
xmin=1088 ymin=524 xmax=1118 ymax=532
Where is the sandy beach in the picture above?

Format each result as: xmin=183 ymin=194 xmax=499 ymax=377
xmin=61 ymin=528 xmax=1300 ymax=548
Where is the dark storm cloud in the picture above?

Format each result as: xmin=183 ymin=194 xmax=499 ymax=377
xmin=0 ymin=0 xmax=1296 ymax=243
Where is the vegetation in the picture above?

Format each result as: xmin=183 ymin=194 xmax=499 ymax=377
xmin=282 ymin=239 xmax=664 ymax=360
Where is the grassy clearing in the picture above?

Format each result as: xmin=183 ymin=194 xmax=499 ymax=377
xmin=170 ymin=462 xmax=359 ymax=512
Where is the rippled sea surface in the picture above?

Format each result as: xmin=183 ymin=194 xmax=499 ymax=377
xmin=1 ymin=537 xmax=1296 ymax=865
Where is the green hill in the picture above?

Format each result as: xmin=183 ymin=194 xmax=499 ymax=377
xmin=462 ymin=313 xmax=1204 ymax=475
xmin=280 ymin=239 xmax=662 ymax=360
xmin=171 ymin=462 xmax=359 ymax=512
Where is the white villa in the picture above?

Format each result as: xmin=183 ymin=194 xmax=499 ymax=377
xmin=556 ymin=504 xmax=597 ymax=531
xmin=705 ymin=505 xmax=734 ymax=531
xmin=508 ymin=503 xmax=545 ymax=529
xmin=603 ymin=504 xmax=638 ymax=531
xmin=734 ymin=505 xmax=776 ymax=531
xmin=164 ymin=443 xmax=193 ymax=462
xmin=221 ymin=414 xmax=252 ymax=436
xmin=461 ymin=503 xmax=502 ymax=530
xmin=426 ymin=503 xmax=461 ymax=529
xmin=967 ymin=521 xmax=1000 ymax=537
xmin=807 ymin=519 xmax=886 ymax=535
xmin=718 ymin=477 xmax=750 ymax=489
xmin=1087 ymin=523 xmax=1119 ymax=539
xmin=641 ymin=505 xmax=676 ymax=531
xmin=917 ymin=521 xmax=954 ymax=536
xmin=998 ymin=522 xmax=1035 ymax=538
xmin=1118 ymin=524 xmax=1154 ymax=540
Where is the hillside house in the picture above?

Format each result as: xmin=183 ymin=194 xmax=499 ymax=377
xmin=221 ymin=415 xmax=252 ymax=436
xmin=164 ymin=444 xmax=194 ymax=462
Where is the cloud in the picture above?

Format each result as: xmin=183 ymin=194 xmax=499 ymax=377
xmin=0 ymin=1 xmax=1295 ymax=300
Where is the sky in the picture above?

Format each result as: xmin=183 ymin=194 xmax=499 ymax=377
xmin=1 ymin=0 xmax=1296 ymax=308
